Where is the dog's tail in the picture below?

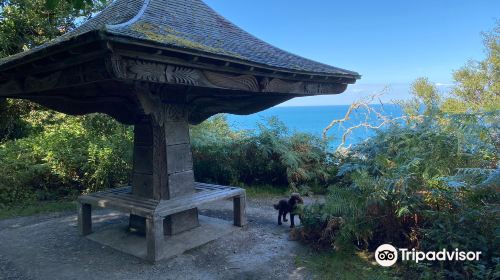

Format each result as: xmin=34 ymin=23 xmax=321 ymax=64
xmin=273 ymin=204 xmax=279 ymax=210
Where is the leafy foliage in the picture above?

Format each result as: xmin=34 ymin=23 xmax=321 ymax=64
xmin=44 ymin=0 xmax=105 ymax=10
xmin=0 ymin=99 xmax=32 ymax=142
xmin=301 ymin=111 xmax=498 ymax=278
xmin=0 ymin=113 xmax=332 ymax=206
xmin=299 ymin=23 xmax=499 ymax=279
xmin=0 ymin=113 xmax=133 ymax=207
xmin=0 ymin=0 xmax=109 ymax=142
xmin=191 ymin=115 xmax=332 ymax=193
xmin=442 ymin=22 xmax=500 ymax=113
xmin=0 ymin=0 xmax=108 ymax=57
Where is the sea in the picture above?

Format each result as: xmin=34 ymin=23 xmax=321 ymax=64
xmin=226 ymin=104 xmax=404 ymax=149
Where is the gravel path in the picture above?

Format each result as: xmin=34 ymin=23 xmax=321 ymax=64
xmin=0 ymin=196 xmax=324 ymax=280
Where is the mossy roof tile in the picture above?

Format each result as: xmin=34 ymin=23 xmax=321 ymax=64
xmin=0 ymin=0 xmax=360 ymax=79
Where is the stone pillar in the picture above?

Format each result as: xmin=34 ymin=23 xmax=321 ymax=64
xmin=129 ymin=100 xmax=199 ymax=235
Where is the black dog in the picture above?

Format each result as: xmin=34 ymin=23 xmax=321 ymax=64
xmin=273 ymin=193 xmax=303 ymax=228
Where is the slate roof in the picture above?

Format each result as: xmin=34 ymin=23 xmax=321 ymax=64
xmin=0 ymin=0 xmax=360 ymax=79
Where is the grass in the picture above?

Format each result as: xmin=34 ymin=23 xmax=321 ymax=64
xmin=0 ymin=200 xmax=76 ymax=220
xmin=297 ymin=250 xmax=399 ymax=280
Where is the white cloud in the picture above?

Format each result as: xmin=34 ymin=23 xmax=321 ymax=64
xmin=435 ymin=83 xmax=453 ymax=87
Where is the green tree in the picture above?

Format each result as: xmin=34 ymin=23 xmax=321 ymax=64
xmin=443 ymin=22 xmax=500 ymax=113
xmin=0 ymin=0 xmax=108 ymax=141
xmin=400 ymin=77 xmax=441 ymax=119
xmin=0 ymin=0 xmax=107 ymax=57
xmin=45 ymin=0 xmax=105 ymax=10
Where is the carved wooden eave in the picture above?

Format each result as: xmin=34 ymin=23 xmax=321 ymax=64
xmin=108 ymin=48 xmax=351 ymax=94
xmin=0 ymin=38 xmax=355 ymax=124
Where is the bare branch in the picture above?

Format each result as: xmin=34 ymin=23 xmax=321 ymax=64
xmin=322 ymin=89 xmax=423 ymax=152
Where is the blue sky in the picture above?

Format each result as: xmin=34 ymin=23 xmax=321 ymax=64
xmin=204 ymin=0 xmax=499 ymax=105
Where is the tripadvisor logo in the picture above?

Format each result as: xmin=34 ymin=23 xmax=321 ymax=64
xmin=375 ymin=244 xmax=398 ymax=267
xmin=374 ymin=244 xmax=482 ymax=267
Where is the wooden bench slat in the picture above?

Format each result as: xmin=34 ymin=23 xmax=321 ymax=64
xmin=155 ymin=189 xmax=244 ymax=216
xmin=119 ymin=194 xmax=159 ymax=206
xmin=154 ymin=192 xmax=225 ymax=212
xmin=80 ymin=191 xmax=158 ymax=211
xmin=196 ymin=184 xmax=221 ymax=190
xmin=95 ymin=186 xmax=131 ymax=195
xmin=195 ymin=183 xmax=226 ymax=189
xmin=88 ymin=187 xmax=160 ymax=206
xmin=196 ymin=183 xmax=237 ymax=190
xmin=155 ymin=193 xmax=241 ymax=217
xmin=156 ymin=188 xmax=238 ymax=210
xmin=94 ymin=193 xmax=159 ymax=208
xmin=79 ymin=195 xmax=155 ymax=217
xmin=78 ymin=182 xmax=245 ymax=220
xmin=97 ymin=191 xmax=158 ymax=205
xmin=79 ymin=194 xmax=155 ymax=210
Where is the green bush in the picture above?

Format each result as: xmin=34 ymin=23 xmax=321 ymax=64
xmin=0 ymin=99 xmax=33 ymax=142
xmin=191 ymin=115 xmax=331 ymax=192
xmin=0 ymin=112 xmax=132 ymax=207
xmin=299 ymin=108 xmax=499 ymax=277
xmin=0 ymin=112 xmax=331 ymax=207
xmin=300 ymin=117 xmax=498 ymax=278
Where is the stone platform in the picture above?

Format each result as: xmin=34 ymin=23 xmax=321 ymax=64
xmin=78 ymin=184 xmax=246 ymax=262
xmin=87 ymin=215 xmax=238 ymax=261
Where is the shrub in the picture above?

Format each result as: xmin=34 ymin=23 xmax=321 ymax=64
xmin=1 ymin=112 xmax=331 ymax=207
xmin=300 ymin=115 xmax=499 ymax=278
xmin=0 ymin=112 xmax=132 ymax=207
xmin=191 ymin=115 xmax=331 ymax=192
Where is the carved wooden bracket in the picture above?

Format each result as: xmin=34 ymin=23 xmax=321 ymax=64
xmin=0 ymin=54 xmax=348 ymax=125
xmin=0 ymin=53 xmax=347 ymax=101
xmin=0 ymin=60 xmax=111 ymax=96
xmin=136 ymin=88 xmax=188 ymax=125
xmin=111 ymin=56 xmax=347 ymax=95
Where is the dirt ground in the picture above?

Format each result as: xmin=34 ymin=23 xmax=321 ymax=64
xmin=0 ymin=195 xmax=324 ymax=280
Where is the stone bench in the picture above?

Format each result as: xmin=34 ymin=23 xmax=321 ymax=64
xmin=77 ymin=182 xmax=246 ymax=261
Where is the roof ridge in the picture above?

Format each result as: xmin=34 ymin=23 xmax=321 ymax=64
xmin=106 ymin=0 xmax=151 ymax=29
xmin=0 ymin=0 xmax=360 ymax=79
